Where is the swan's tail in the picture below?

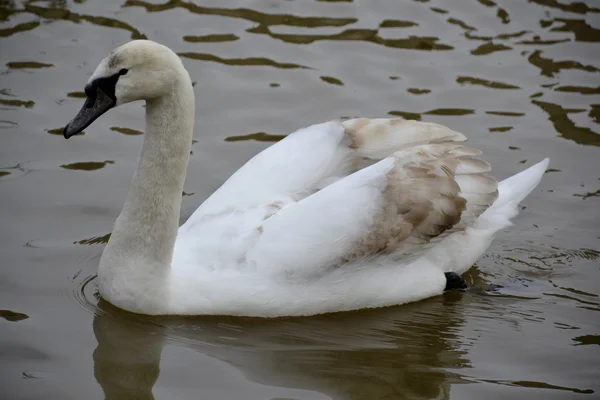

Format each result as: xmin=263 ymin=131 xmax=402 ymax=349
xmin=474 ymin=158 xmax=549 ymax=231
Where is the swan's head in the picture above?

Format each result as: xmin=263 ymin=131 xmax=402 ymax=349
xmin=63 ymin=40 xmax=189 ymax=139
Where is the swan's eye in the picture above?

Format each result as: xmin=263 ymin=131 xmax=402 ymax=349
xmin=119 ymin=68 xmax=128 ymax=76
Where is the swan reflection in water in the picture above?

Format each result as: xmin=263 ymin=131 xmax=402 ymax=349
xmin=92 ymin=287 xmax=476 ymax=400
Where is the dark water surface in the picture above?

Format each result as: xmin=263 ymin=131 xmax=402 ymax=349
xmin=1 ymin=0 xmax=599 ymax=399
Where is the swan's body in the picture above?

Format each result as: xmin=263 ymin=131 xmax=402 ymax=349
xmin=64 ymin=40 xmax=548 ymax=317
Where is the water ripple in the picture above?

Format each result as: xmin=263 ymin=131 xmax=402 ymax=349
xmin=110 ymin=126 xmax=143 ymax=136
xmin=457 ymin=76 xmax=520 ymax=90
xmin=0 ymin=20 xmax=39 ymax=37
xmin=529 ymin=0 xmax=600 ymax=14
xmin=528 ymin=50 xmax=599 ymax=77
xmin=225 ymin=132 xmax=285 ymax=142
xmin=6 ymin=61 xmax=53 ymax=69
xmin=478 ymin=378 xmax=593 ymax=395
xmin=60 ymin=160 xmax=115 ymax=171
xmin=543 ymin=18 xmax=600 ymax=42
xmin=124 ymin=0 xmax=357 ymax=28
xmin=2 ymin=4 xmax=146 ymax=39
xmin=249 ymin=26 xmax=453 ymax=50
xmin=532 ymin=100 xmax=600 ymax=146
xmin=178 ymin=52 xmax=310 ymax=69
xmin=183 ymin=34 xmax=239 ymax=43
xmin=69 ymin=273 xmax=99 ymax=315
xmin=0 ymin=97 xmax=34 ymax=108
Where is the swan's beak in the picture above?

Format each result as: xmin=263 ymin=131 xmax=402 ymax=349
xmin=63 ymin=85 xmax=115 ymax=139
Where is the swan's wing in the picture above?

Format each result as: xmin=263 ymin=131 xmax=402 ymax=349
xmin=247 ymin=142 xmax=498 ymax=275
xmin=183 ymin=118 xmax=468 ymax=227
xmin=194 ymin=121 xmax=350 ymax=214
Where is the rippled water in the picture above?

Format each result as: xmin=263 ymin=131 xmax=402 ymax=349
xmin=1 ymin=0 xmax=599 ymax=399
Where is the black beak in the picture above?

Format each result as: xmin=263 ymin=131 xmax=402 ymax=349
xmin=63 ymin=84 xmax=115 ymax=139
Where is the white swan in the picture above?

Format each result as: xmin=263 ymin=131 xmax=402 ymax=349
xmin=63 ymin=40 xmax=549 ymax=317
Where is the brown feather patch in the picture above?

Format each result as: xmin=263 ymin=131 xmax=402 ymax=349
xmin=340 ymin=141 xmax=495 ymax=264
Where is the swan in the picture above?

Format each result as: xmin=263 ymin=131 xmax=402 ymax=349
xmin=63 ymin=40 xmax=549 ymax=317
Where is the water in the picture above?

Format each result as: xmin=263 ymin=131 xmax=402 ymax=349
xmin=1 ymin=0 xmax=599 ymax=398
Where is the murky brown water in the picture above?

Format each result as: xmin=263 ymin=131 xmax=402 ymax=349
xmin=1 ymin=0 xmax=599 ymax=398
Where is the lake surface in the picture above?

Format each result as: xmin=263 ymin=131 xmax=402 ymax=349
xmin=1 ymin=0 xmax=599 ymax=399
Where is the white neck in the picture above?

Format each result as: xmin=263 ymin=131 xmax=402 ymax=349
xmin=98 ymin=77 xmax=195 ymax=314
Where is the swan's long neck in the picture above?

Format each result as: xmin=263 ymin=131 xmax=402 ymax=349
xmin=98 ymin=76 xmax=194 ymax=314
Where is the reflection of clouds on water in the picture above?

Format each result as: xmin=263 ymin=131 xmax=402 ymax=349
xmin=92 ymin=295 xmax=471 ymax=400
